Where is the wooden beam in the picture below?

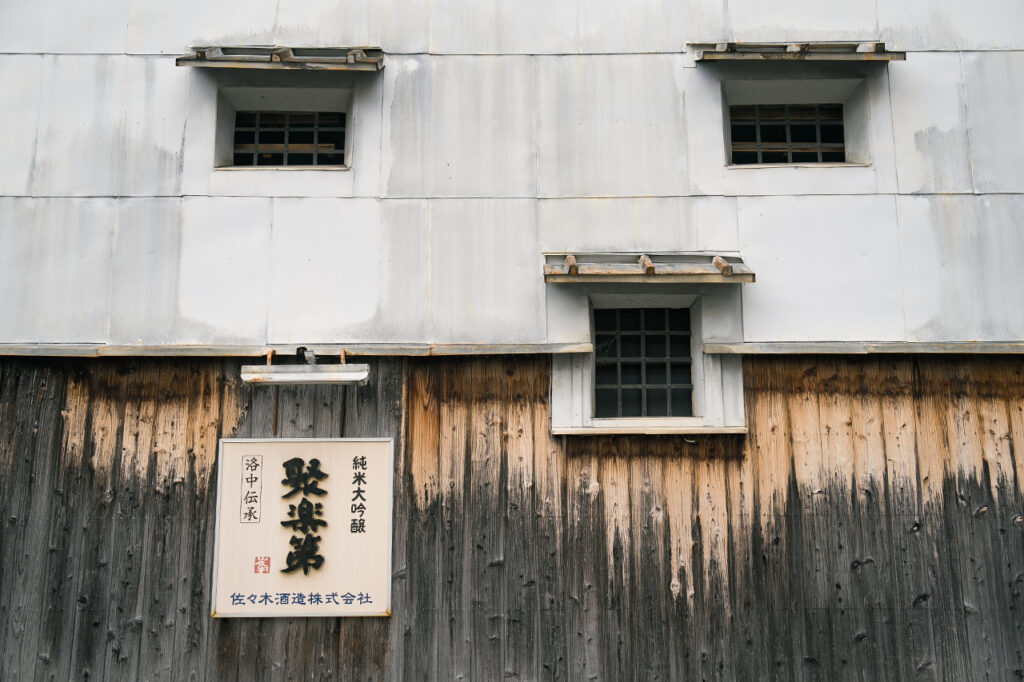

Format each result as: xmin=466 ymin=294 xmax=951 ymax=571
xmin=712 ymin=256 xmax=734 ymax=276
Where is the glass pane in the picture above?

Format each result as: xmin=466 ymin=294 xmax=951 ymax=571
xmin=318 ymin=129 xmax=345 ymax=151
xmin=759 ymin=124 xmax=786 ymax=143
xmin=287 ymin=153 xmax=313 ymax=165
xmin=730 ymin=124 xmax=756 ymax=143
xmin=757 ymin=105 xmax=786 ymax=120
xmin=317 ymin=153 xmax=345 ymax=165
xmin=290 ymin=130 xmax=314 ymax=145
xmin=670 ymin=389 xmax=693 ymax=417
xmin=234 ymin=130 xmax=255 ymax=145
xmin=595 ymin=335 xmax=617 ymax=358
xmin=595 ymin=389 xmax=618 ymax=418
xmin=818 ymin=104 xmax=843 ymax=121
xmin=620 ymin=335 xmax=641 ymax=357
xmin=645 ymin=335 xmax=666 ymax=358
xmin=820 ymin=124 xmax=844 ymax=144
xmin=290 ymin=112 xmax=315 ymax=126
xmin=646 ymin=363 xmax=667 ymax=385
xmin=643 ymin=308 xmax=666 ymax=331
xmin=318 ymin=112 xmax=345 ymax=127
xmin=233 ymin=152 xmax=253 ymax=166
xmin=790 ymin=124 xmax=817 ymax=143
xmin=595 ymin=364 xmax=618 ymax=386
xmin=259 ymin=130 xmax=285 ymax=145
xmin=594 ymin=309 xmax=617 ymax=331
xmin=621 ymin=389 xmax=642 ymax=417
xmin=235 ymin=111 xmax=258 ymax=127
xmin=669 ymin=362 xmax=691 ymax=386
xmin=791 ymin=151 xmax=818 ymax=162
xmin=260 ymin=112 xmax=286 ymax=128
xmin=646 ymin=389 xmax=668 ymax=417
xmin=668 ymin=308 xmax=689 ymax=331
xmin=670 ymin=335 xmax=691 ymax=359
xmin=761 ymin=151 xmax=788 ymax=163
xmin=257 ymin=153 xmax=284 ymax=165
xmin=620 ymin=363 xmax=641 ymax=385
xmin=619 ymin=309 xmax=641 ymax=331
xmin=729 ymin=105 xmax=755 ymax=120
xmin=821 ymin=151 xmax=846 ymax=162
xmin=788 ymin=105 xmax=817 ymax=120
xmin=732 ymin=151 xmax=757 ymax=164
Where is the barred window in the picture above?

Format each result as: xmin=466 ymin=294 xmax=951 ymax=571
xmin=729 ymin=103 xmax=844 ymax=164
xmin=232 ymin=111 xmax=346 ymax=167
xmin=593 ymin=308 xmax=693 ymax=418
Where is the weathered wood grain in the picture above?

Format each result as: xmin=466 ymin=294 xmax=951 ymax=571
xmin=2 ymin=355 xmax=1024 ymax=681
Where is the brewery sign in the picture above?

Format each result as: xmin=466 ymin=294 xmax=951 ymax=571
xmin=211 ymin=438 xmax=393 ymax=617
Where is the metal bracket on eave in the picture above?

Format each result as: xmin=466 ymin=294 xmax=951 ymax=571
xmin=689 ymin=41 xmax=905 ymax=62
xmin=543 ymin=253 xmax=755 ymax=284
xmin=176 ymin=46 xmax=385 ymax=71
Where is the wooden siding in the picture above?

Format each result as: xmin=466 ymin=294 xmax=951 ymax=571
xmin=1 ymin=355 xmax=1023 ymax=680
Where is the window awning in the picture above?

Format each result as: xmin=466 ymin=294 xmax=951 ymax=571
xmin=544 ymin=253 xmax=755 ymax=284
xmin=176 ymin=46 xmax=385 ymax=71
xmin=689 ymin=42 xmax=905 ymax=62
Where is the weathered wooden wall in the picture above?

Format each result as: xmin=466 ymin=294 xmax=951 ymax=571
xmin=1 ymin=355 xmax=1022 ymax=680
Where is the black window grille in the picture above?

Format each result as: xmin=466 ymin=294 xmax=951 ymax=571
xmin=593 ymin=308 xmax=693 ymax=418
xmin=232 ymin=111 xmax=346 ymax=167
xmin=729 ymin=103 xmax=844 ymax=164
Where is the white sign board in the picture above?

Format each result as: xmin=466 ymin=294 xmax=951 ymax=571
xmin=211 ymin=438 xmax=393 ymax=617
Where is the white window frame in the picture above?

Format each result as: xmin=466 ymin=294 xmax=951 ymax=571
xmin=550 ymin=288 xmax=746 ymax=435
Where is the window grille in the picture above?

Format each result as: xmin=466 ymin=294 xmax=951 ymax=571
xmin=593 ymin=308 xmax=693 ymax=418
xmin=729 ymin=103 xmax=844 ymax=164
xmin=232 ymin=111 xmax=346 ymax=166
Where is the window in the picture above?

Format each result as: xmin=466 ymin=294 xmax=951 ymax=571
xmin=545 ymin=255 xmax=750 ymax=435
xmin=728 ymin=103 xmax=845 ymax=165
xmin=593 ymin=308 xmax=693 ymax=418
xmin=232 ymin=111 xmax=347 ymax=167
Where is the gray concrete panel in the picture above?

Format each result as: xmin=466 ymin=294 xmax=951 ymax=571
xmin=426 ymin=199 xmax=543 ymax=343
xmin=0 ymin=198 xmax=114 ymax=343
xmin=177 ymin=197 xmax=272 ymax=344
xmin=963 ymin=51 xmax=1024 ymax=193
xmin=0 ymin=56 xmax=42 ymax=196
xmin=537 ymin=55 xmax=688 ymax=197
xmin=739 ymin=195 xmax=905 ymax=342
xmin=383 ymin=56 xmax=537 ymax=198
xmin=899 ymin=195 xmax=1024 ymax=342
xmin=889 ymin=53 xmax=973 ymax=194
xmin=30 ymin=56 xmax=187 ymax=197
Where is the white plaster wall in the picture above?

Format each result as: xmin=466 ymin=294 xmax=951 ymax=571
xmin=2 ymin=0 xmax=1024 ymax=349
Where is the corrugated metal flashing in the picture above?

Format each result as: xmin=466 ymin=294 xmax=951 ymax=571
xmin=689 ymin=42 xmax=905 ymax=62
xmin=176 ymin=46 xmax=385 ymax=71
xmin=544 ymin=253 xmax=755 ymax=284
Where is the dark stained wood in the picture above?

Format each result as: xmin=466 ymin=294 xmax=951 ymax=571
xmin=2 ymin=355 xmax=1024 ymax=680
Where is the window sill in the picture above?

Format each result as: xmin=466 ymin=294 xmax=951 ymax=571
xmin=213 ymin=165 xmax=351 ymax=172
xmin=725 ymin=161 xmax=871 ymax=170
xmin=553 ymin=423 xmax=747 ymax=436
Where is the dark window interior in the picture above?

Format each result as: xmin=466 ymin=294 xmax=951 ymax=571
xmin=593 ymin=308 xmax=693 ymax=418
xmin=729 ymin=103 xmax=844 ymax=164
xmin=232 ymin=111 xmax=346 ymax=167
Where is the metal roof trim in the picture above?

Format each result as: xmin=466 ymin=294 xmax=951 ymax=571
xmin=543 ymin=252 xmax=755 ymax=284
xmin=689 ymin=41 xmax=905 ymax=62
xmin=176 ymin=46 xmax=385 ymax=71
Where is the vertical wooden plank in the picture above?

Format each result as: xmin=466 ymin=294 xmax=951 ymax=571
xmin=402 ymin=358 xmax=442 ymax=681
xmin=468 ymin=359 xmax=506 ymax=682
xmin=503 ymin=357 xmax=541 ymax=680
xmin=533 ymin=362 xmax=569 ymax=681
xmin=0 ymin=362 xmax=69 ymax=682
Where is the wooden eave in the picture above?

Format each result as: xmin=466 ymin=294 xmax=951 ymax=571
xmin=176 ymin=46 xmax=385 ymax=71
xmin=544 ymin=253 xmax=755 ymax=284
xmin=689 ymin=41 xmax=905 ymax=62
